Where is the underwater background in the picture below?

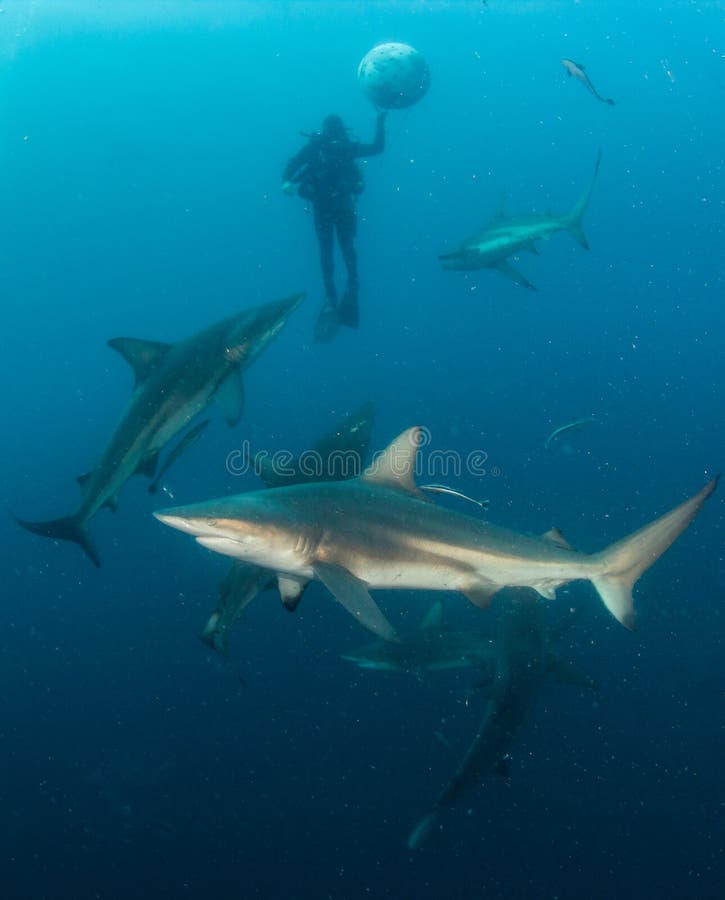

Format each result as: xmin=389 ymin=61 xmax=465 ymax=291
xmin=1 ymin=2 xmax=723 ymax=897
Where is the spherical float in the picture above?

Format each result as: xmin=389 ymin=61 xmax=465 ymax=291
xmin=358 ymin=42 xmax=430 ymax=110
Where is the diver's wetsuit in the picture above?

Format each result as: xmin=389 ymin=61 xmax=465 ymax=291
xmin=283 ymin=113 xmax=385 ymax=327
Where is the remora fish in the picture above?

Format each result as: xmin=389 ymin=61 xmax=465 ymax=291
xmin=439 ymin=152 xmax=601 ymax=289
xmin=17 ymin=294 xmax=304 ymax=566
xmin=341 ymin=600 xmax=495 ymax=674
xmin=562 ymin=58 xmax=615 ymax=106
xmin=407 ymin=590 xmax=597 ymax=850
xmin=154 ymin=426 xmax=717 ymax=641
xmin=544 ymin=416 xmax=596 ymax=452
xmin=201 ymin=402 xmax=376 ymax=654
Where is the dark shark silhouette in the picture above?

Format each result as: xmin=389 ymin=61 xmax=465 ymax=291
xmin=407 ymin=590 xmax=598 ymax=849
xmin=17 ymin=294 xmax=303 ymax=565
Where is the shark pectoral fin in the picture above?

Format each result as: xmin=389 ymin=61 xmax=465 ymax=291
xmin=216 ymin=370 xmax=245 ymax=427
xmin=135 ymin=450 xmax=159 ymax=479
xmin=494 ymin=259 xmax=536 ymax=291
xmin=462 ymin=583 xmax=498 ymax=609
xmin=107 ymin=337 xmax=172 ymax=387
xmin=314 ymin=561 xmax=398 ymax=642
xmin=419 ymin=600 xmax=445 ymax=630
xmin=361 ymin=427 xmax=425 ymax=498
xmin=524 ymin=240 xmax=539 ymax=255
xmin=278 ymin=575 xmax=308 ymax=612
xmin=199 ymin=611 xmax=228 ymax=655
xmin=542 ymin=527 xmax=573 ymax=550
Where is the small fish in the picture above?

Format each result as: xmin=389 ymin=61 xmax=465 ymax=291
xmin=562 ymin=59 xmax=615 ymax=106
xmin=420 ymin=484 xmax=490 ymax=510
xmin=544 ymin=417 xmax=596 ymax=452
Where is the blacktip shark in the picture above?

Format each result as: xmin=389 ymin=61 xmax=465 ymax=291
xmin=17 ymin=294 xmax=304 ymax=566
xmin=562 ymin=59 xmax=615 ymax=106
xmin=439 ymin=152 xmax=601 ymax=289
xmin=200 ymin=402 xmax=376 ymax=654
xmin=341 ymin=600 xmax=494 ymax=675
xmin=407 ymin=590 xmax=597 ymax=850
xmin=155 ymin=426 xmax=717 ymax=642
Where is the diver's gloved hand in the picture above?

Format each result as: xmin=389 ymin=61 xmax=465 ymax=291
xmin=281 ymin=181 xmax=295 ymax=196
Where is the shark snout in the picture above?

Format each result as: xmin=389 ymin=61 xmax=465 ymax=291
xmin=153 ymin=510 xmax=218 ymax=537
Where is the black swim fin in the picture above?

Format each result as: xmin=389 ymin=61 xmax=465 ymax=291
xmin=313 ymin=302 xmax=339 ymax=342
xmin=338 ymin=292 xmax=359 ymax=328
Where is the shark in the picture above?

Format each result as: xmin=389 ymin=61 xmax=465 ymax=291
xmin=407 ymin=589 xmax=597 ymax=849
xmin=254 ymin=401 xmax=375 ymax=488
xmin=562 ymin=58 xmax=615 ymax=106
xmin=439 ymin=152 xmax=601 ymax=289
xmin=341 ymin=600 xmax=495 ymax=675
xmin=17 ymin=294 xmax=304 ymax=566
xmin=154 ymin=426 xmax=717 ymax=642
xmin=200 ymin=402 xmax=377 ymax=654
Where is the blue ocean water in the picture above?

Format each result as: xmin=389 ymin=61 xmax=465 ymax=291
xmin=1 ymin=2 xmax=723 ymax=897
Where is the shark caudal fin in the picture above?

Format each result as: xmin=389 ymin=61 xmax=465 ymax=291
xmin=590 ymin=476 xmax=718 ymax=629
xmin=564 ymin=149 xmax=602 ymax=249
xmin=15 ymin=514 xmax=100 ymax=567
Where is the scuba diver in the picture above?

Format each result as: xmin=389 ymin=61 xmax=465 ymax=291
xmin=282 ymin=111 xmax=386 ymax=340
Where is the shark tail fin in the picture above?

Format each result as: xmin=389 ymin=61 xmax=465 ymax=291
xmin=564 ymin=149 xmax=602 ymax=249
xmin=15 ymin=514 xmax=100 ymax=567
xmin=407 ymin=811 xmax=439 ymax=851
xmin=590 ymin=477 xmax=718 ymax=629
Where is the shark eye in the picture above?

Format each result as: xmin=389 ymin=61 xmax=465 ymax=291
xmin=207 ymin=519 xmax=217 ymax=527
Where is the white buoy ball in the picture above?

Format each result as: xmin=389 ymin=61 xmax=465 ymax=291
xmin=358 ymin=42 xmax=430 ymax=109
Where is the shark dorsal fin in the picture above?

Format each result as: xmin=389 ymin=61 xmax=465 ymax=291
xmin=542 ymin=527 xmax=572 ymax=550
xmin=419 ymin=601 xmax=445 ymax=631
xmin=362 ymin=427 xmax=424 ymax=496
xmin=108 ymin=337 xmax=171 ymax=386
xmin=77 ymin=471 xmax=93 ymax=491
xmin=490 ymin=192 xmax=507 ymax=223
